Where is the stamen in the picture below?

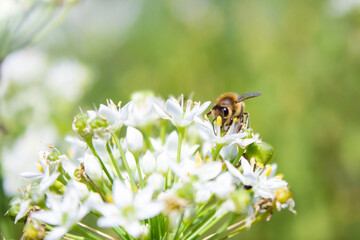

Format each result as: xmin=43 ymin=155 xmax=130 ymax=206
xmin=216 ymin=116 xmax=222 ymax=126
xmin=264 ymin=165 xmax=272 ymax=176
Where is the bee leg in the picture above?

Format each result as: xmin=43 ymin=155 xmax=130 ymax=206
xmin=243 ymin=112 xmax=250 ymax=128
xmin=223 ymin=117 xmax=233 ymax=135
xmin=211 ymin=119 xmax=216 ymax=135
xmin=206 ymin=111 xmax=212 ymax=118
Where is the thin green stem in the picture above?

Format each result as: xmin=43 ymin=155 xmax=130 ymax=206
xmin=205 ymin=211 xmax=269 ymax=240
xmin=87 ymin=139 xmax=113 ymax=184
xmin=141 ymin=127 xmax=154 ymax=152
xmin=134 ymin=152 xmax=144 ymax=188
xmin=212 ymin=144 xmax=224 ymax=160
xmin=232 ymin=146 xmax=245 ymax=166
xmin=106 ymin=142 xmax=124 ymax=181
xmin=177 ymin=127 xmax=185 ymax=163
xmin=111 ymin=132 xmax=137 ymax=190
xmin=77 ymin=222 xmax=116 ymax=240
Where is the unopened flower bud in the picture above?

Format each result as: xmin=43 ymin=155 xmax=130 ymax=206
xmin=88 ymin=116 xmax=107 ymax=129
xmin=275 ymin=187 xmax=293 ymax=204
xmin=230 ymin=190 xmax=250 ymax=214
xmin=73 ymin=113 xmax=93 ymax=141
xmin=126 ymin=126 xmax=144 ymax=152
xmin=244 ymin=141 xmax=274 ymax=164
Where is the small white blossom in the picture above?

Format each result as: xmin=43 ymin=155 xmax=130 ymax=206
xmin=96 ymin=179 xmax=164 ymax=238
xmin=31 ymin=185 xmax=90 ymax=240
xmin=226 ymin=158 xmax=288 ymax=199
xmin=195 ymin=118 xmax=247 ymax=146
xmin=154 ymin=95 xmax=210 ymax=128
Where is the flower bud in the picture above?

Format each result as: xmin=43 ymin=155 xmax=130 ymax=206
xmin=275 ymin=187 xmax=293 ymax=204
xmin=141 ymin=151 xmax=156 ymax=175
xmin=88 ymin=116 xmax=107 ymax=129
xmin=230 ymin=190 xmax=250 ymax=214
xmin=84 ymin=154 xmax=103 ymax=182
xmin=244 ymin=141 xmax=274 ymax=164
xmin=73 ymin=113 xmax=93 ymax=141
xmin=126 ymin=126 xmax=144 ymax=152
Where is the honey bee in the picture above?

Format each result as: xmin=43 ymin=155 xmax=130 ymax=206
xmin=206 ymin=92 xmax=262 ymax=133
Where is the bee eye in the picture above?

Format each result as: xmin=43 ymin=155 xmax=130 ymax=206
xmin=222 ymin=107 xmax=229 ymax=117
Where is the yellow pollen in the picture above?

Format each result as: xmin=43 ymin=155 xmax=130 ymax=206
xmin=264 ymin=165 xmax=272 ymax=176
xmin=195 ymin=154 xmax=203 ymax=169
xmin=233 ymin=117 xmax=238 ymax=122
xmin=204 ymin=155 xmax=211 ymax=163
xmin=204 ymin=114 xmax=209 ymax=120
xmin=216 ymin=116 xmax=222 ymax=126
xmin=36 ymin=164 xmax=44 ymax=173
xmin=275 ymin=173 xmax=284 ymax=179
xmin=112 ymin=136 xmax=116 ymax=144
xmin=257 ymin=162 xmax=264 ymax=169
xmin=67 ymin=149 xmax=73 ymax=157
xmin=105 ymin=193 xmax=114 ymax=203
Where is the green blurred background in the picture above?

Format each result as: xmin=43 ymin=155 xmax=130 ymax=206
xmin=2 ymin=0 xmax=360 ymax=239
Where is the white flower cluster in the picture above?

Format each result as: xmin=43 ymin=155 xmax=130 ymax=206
xmin=0 ymin=48 xmax=92 ymax=196
xmin=10 ymin=92 xmax=296 ymax=240
xmin=0 ymin=0 xmax=78 ymax=59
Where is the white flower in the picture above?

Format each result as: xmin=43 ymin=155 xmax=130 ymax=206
xmin=195 ymin=118 xmax=247 ymax=146
xmin=96 ymin=179 xmax=164 ymax=238
xmin=151 ymin=131 xmax=199 ymax=162
xmin=146 ymin=173 xmax=165 ymax=191
xmin=170 ymin=158 xmax=222 ymax=183
xmin=87 ymin=100 xmax=132 ymax=138
xmin=141 ymin=151 xmax=156 ymax=175
xmin=31 ymin=185 xmax=90 ymax=240
xmin=44 ymin=59 xmax=91 ymax=101
xmin=126 ymin=91 xmax=164 ymax=127
xmin=226 ymin=158 xmax=288 ymax=199
xmin=126 ymin=126 xmax=144 ymax=152
xmin=154 ymin=95 xmax=210 ymax=128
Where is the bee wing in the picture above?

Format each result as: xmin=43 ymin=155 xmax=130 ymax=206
xmin=236 ymin=92 xmax=262 ymax=102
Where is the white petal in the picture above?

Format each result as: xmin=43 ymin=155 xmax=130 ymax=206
xmin=124 ymin=221 xmax=143 ymax=238
xmin=153 ymin=103 xmax=170 ymax=120
xmin=113 ymin=179 xmax=133 ymax=207
xmin=166 ymin=98 xmax=183 ymax=121
xmin=20 ymin=172 xmax=42 ymax=179
xmin=136 ymin=201 xmax=164 ymax=220
xmin=196 ymin=161 xmax=222 ymax=182
xmin=98 ymin=216 xmax=125 ymax=228
xmin=15 ymin=200 xmax=31 ymax=223
xmin=225 ymin=161 xmax=243 ymax=181
xmin=31 ymin=211 xmax=62 ymax=225
xmin=44 ymin=226 xmax=68 ymax=240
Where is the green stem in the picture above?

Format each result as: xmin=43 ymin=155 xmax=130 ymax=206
xmin=106 ymin=142 xmax=124 ymax=181
xmin=206 ymin=212 xmax=269 ymax=240
xmin=134 ymin=152 xmax=144 ymax=188
xmin=186 ymin=211 xmax=227 ymax=240
xmin=212 ymin=144 xmax=224 ymax=160
xmin=141 ymin=127 xmax=154 ymax=152
xmin=77 ymin=222 xmax=116 ymax=240
xmin=111 ymin=132 xmax=137 ymax=190
xmin=232 ymin=146 xmax=245 ymax=166
xmin=87 ymin=140 xmax=113 ymax=184
xmin=177 ymin=127 xmax=185 ymax=163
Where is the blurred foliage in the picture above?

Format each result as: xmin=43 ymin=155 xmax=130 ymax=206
xmin=2 ymin=0 xmax=360 ymax=239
